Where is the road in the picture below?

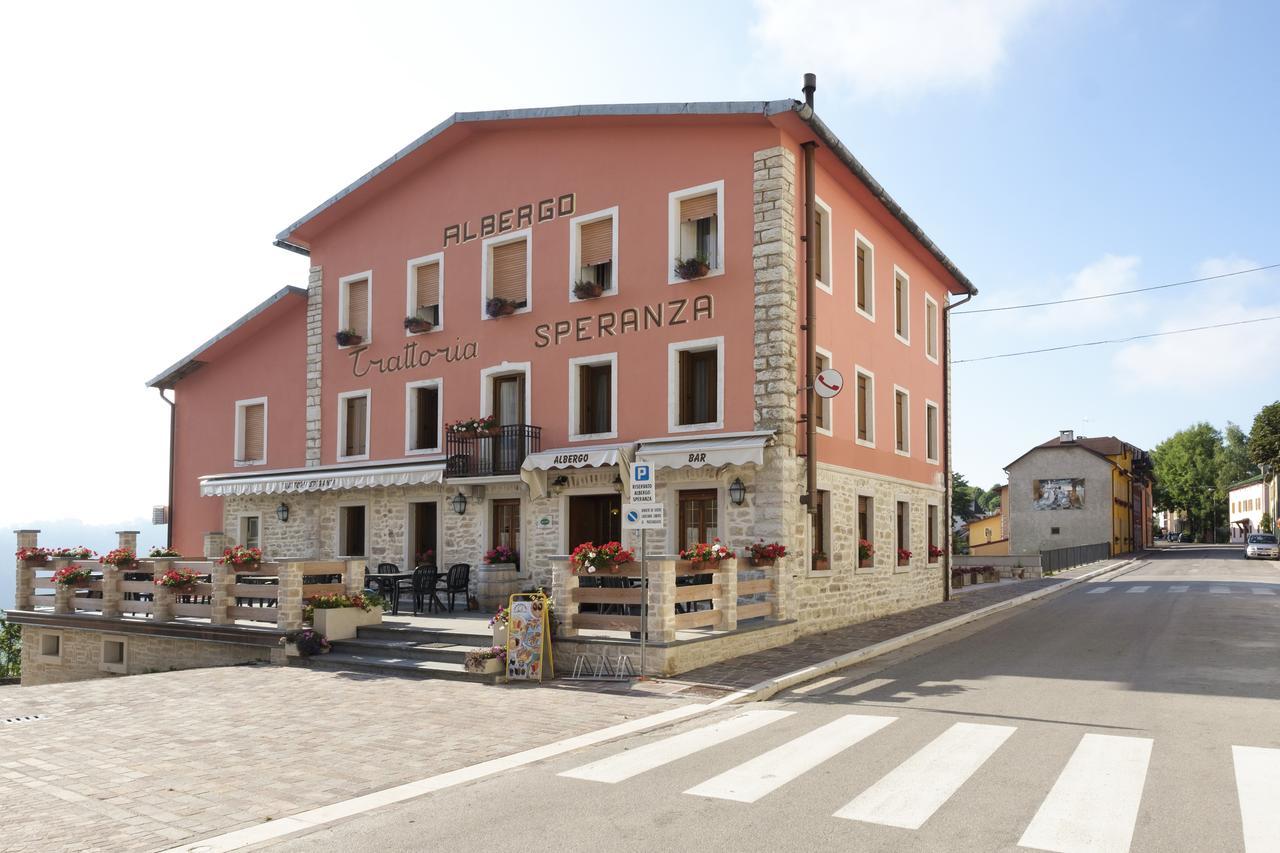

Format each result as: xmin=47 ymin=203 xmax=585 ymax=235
xmin=272 ymin=546 xmax=1280 ymax=853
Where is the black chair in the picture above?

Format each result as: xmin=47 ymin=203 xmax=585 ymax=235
xmin=443 ymin=564 xmax=471 ymax=612
xmin=409 ymin=565 xmax=440 ymax=613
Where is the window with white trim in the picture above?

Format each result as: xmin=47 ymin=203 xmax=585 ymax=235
xmin=239 ymin=514 xmax=261 ymax=550
xmin=338 ymin=390 xmax=370 ymax=461
xmin=814 ymin=197 xmax=832 ymax=293
xmin=406 ymin=380 xmax=441 ymax=454
xmin=814 ymin=349 xmax=832 ymax=433
xmin=407 ymin=254 xmax=443 ymax=331
xmin=925 ymin=400 xmax=939 ymax=464
xmin=857 ymin=495 xmax=874 ymax=568
xmin=570 ymin=208 xmax=617 ymax=299
xmin=569 ymin=353 xmax=616 ymax=440
xmin=894 ymin=387 xmax=909 ymax=455
xmin=338 ymin=272 xmax=372 ymax=346
xmin=234 ymin=398 xmax=267 ymax=466
xmin=669 ymin=337 xmax=723 ymax=430
xmin=925 ymin=293 xmax=939 ymax=362
xmin=896 ymin=500 xmax=911 ymax=565
xmin=894 ymin=267 xmax=909 ymax=343
xmin=928 ymin=504 xmax=940 ymax=562
xmin=855 ymin=367 xmax=874 ymax=447
xmin=669 ymin=181 xmax=724 ymax=282
xmin=483 ymin=231 xmax=530 ymax=316
xmin=855 ymin=233 xmax=874 ymax=318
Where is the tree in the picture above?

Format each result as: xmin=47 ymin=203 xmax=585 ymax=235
xmin=978 ymin=483 xmax=1003 ymax=514
xmin=1152 ymin=423 xmax=1224 ymax=542
xmin=1216 ymin=422 xmax=1257 ymax=492
xmin=1249 ymin=402 xmax=1280 ymax=471
xmin=1262 ymin=512 xmax=1274 ymax=533
xmin=951 ymin=472 xmax=983 ymax=521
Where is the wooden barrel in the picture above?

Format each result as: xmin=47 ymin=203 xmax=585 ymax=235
xmin=477 ymin=562 xmax=519 ymax=612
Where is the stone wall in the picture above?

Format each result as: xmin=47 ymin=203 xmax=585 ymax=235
xmin=305 ymin=264 xmax=323 ymax=468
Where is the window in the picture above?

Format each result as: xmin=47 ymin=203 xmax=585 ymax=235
xmin=1051 ymin=526 xmax=1061 ymax=535
xmin=38 ymin=632 xmax=62 ymax=663
xmin=407 ymin=254 xmax=443 ymax=330
xmin=925 ymin=400 xmax=939 ymax=464
xmin=855 ymin=233 xmax=874 ymax=319
xmin=814 ymin=349 xmax=832 ymax=433
xmin=855 ymin=367 xmax=874 ymax=447
xmin=234 ymin=398 xmax=267 ymax=466
xmin=338 ymin=505 xmax=367 ymax=558
xmin=813 ymin=197 xmax=832 ymax=293
xmin=483 ymin=231 xmax=531 ymax=315
xmin=669 ymin=181 xmax=724 ymax=282
xmin=100 ymin=637 xmax=126 ymax=674
xmin=339 ymin=271 xmax=372 ymax=345
xmin=811 ymin=490 xmax=830 ymax=570
xmin=338 ymin=390 xmax=370 ymax=460
xmin=925 ymin=293 xmax=939 ymax=362
xmin=406 ymin=380 xmax=441 ymax=454
xmin=857 ymin=495 xmax=873 ymax=568
xmin=678 ymin=490 xmax=718 ymax=550
xmin=894 ymin=267 xmax=909 ymax=343
xmin=897 ymin=501 xmax=910 ymax=566
xmin=239 ymin=515 xmax=261 ymax=550
xmin=571 ymin=208 xmax=618 ymax=298
xmin=569 ymin=353 xmax=616 ymax=440
xmin=491 ymin=499 xmax=521 ymax=558
xmin=928 ymin=505 xmax=939 ymax=562
xmin=670 ymin=337 xmax=723 ymax=431
xmin=894 ymin=387 xmax=910 ymax=455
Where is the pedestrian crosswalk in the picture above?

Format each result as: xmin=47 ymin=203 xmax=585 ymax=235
xmin=1081 ymin=583 xmax=1276 ymax=597
xmin=558 ymin=711 xmax=1278 ymax=852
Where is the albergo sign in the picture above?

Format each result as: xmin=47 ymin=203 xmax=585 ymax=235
xmin=443 ymin=193 xmax=576 ymax=248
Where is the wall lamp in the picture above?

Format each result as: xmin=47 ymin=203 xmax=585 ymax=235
xmin=275 ymin=503 xmax=290 ymax=523
xmin=451 ymin=491 xmax=468 ymax=515
xmin=728 ymin=477 xmax=747 ymax=506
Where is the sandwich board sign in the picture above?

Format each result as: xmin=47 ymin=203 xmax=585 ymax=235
xmin=629 ymin=462 xmax=655 ymax=504
xmin=505 ymin=591 xmax=554 ymax=681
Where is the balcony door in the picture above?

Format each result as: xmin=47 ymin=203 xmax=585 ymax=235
xmin=491 ymin=373 xmax=526 ymax=473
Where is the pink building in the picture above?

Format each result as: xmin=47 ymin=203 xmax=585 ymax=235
xmin=147 ymin=82 xmax=976 ymax=647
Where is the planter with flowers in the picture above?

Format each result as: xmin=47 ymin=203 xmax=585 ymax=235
xmin=148 ymin=546 xmax=182 ymax=558
xmin=154 ymin=567 xmax=202 ymax=591
xmin=404 ymin=314 xmax=435 ymax=334
xmin=334 ymin=329 xmax=364 ymax=347
xmin=678 ymin=539 xmax=735 ymax=572
xmin=217 ymin=545 xmax=263 ymax=571
xmin=573 ymin=280 xmax=606 ymax=300
xmin=746 ymin=541 xmax=786 ymax=567
xmin=304 ymin=592 xmax=385 ymax=640
xmin=51 ymin=547 xmax=96 ymax=569
xmin=464 ymin=646 xmax=507 ymax=675
xmin=478 ymin=547 xmax=519 ymax=611
xmin=928 ymin=544 xmax=944 ymax=564
xmin=858 ymin=539 xmax=875 ymax=569
xmin=951 ymin=567 xmax=968 ymax=588
xmin=448 ymin=415 xmax=499 ymax=437
xmin=673 ymin=257 xmax=711 ymax=280
xmin=811 ymin=551 xmax=830 ymax=572
xmin=100 ymin=548 xmax=137 ymax=570
xmin=52 ymin=564 xmax=95 ymax=587
xmin=281 ymin=628 xmax=330 ymax=658
xmin=16 ymin=547 xmax=51 ymax=567
xmin=897 ymin=548 xmax=913 ymax=567
xmin=489 ymin=606 xmax=509 ymax=649
xmin=485 ymin=297 xmax=520 ymax=318
xmin=570 ymin=541 xmax=634 ymax=575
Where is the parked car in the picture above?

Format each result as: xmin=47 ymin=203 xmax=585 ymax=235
xmin=1244 ymin=533 xmax=1279 ymax=560
xmin=1179 ymin=532 xmax=1192 ymax=543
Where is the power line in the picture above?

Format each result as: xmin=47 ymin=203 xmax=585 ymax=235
xmin=954 ymin=315 xmax=1280 ymax=364
xmin=952 ymin=262 xmax=1280 ymax=315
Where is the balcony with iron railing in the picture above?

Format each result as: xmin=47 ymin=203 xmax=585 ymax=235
xmin=446 ymin=424 xmax=541 ymax=477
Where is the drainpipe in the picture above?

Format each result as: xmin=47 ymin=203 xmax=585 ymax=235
xmin=158 ymin=388 xmax=176 ymax=549
xmin=942 ymin=290 xmax=972 ymax=601
xmin=800 ymin=73 xmax=819 ymax=520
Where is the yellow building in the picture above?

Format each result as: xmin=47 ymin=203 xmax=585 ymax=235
xmin=967 ymin=484 xmax=1009 ymax=555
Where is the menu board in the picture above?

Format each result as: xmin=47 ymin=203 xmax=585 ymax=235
xmin=506 ymin=593 xmax=553 ymax=681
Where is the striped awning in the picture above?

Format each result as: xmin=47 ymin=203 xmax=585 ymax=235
xmin=636 ymin=433 xmax=772 ymax=470
xmin=200 ymin=461 xmax=446 ymax=497
xmin=520 ymin=444 xmax=634 ymax=500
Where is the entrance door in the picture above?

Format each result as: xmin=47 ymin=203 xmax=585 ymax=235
xmin=491 ymin=498 xmax=521 ymax=566
xmin=491 ymin=373 xmax=526 ymax=473
xmin=678 ymin=489 xmax=719 ymax=550
xmin=411 ymin=501 xmax=438 ymax=566
xmin=568 ymin=494 xmax=622 ymax=547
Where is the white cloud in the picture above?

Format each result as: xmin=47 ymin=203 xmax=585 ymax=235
xmin=750 ymin=0 xmax=1049 ymax=99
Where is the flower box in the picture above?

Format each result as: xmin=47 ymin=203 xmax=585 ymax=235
xmin=485 ymin=297 xmax=519 ymax=318
xmin=674 ymin=258 xmax=710 ymax=280
xmin=312 ymin=606 xmax=382 ymax=641
xmin=748 ymin=557 xmax=776 ymax=567
xmin=812 ymin=557 xmax=831 ymax=572
xmin=465 ymin=656 xmax=503 ymax=675
xmin=573 ymin=281 xmax=606 ymax=300
xmin=404 ymin=316 xmax=435 ymax=334
xmin=335 ymin=329 xmax=364 ymax=347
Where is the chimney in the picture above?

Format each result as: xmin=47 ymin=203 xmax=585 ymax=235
xmin=1059 ymin=430 xmax=1075 ymax=443
xmin=802 ymin=73 xmax=816 ymax=107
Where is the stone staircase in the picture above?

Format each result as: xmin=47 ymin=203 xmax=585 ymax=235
xmin=305 ymin=623 xmax=498 ymax=681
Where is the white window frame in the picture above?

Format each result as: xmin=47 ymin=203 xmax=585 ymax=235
xmin=480 ymin=229 xmax=533 ymax=320
xmin=855 ymin=491 xmax=876 ymax=574
xmin=814 ymin=195 xmax=833 ymax=295
xmin=667 ymin=180 xmax=725 ymax=285
xmin=925 ymin=398 xmax=940 ymax=465
xmin=479 ymin=362 xmax=532 ymax=423
xmin=924 ymin=292 xmax=939 ymax=363
xmin=337 ymin=269 xmax=373 ymax=347
xmin=893 ymin=384 xmax=910 ymax=457
xmin=237 ymin=513 xmax=263 ymax=550
xmin=568 ymin=206 xmax=619 ymax=302
xmin=404 ymin=378 xmax=444 ymax=456
xmin=405 ymin=252 xmax=445 ymax=336
xmin=336 ymin=501 xmax=370 ymax=559
xmin=337 ymin=388 xmax=372 ymax=462
xmin=893 ymin=265 xmax=910 ymax=346
xmin=667 ymin=336 xmax=725 ymax=433
xmin=854 ymin=365 xmax=875 ymax=449
xmin=854 ymin=231 xmax=875 ymax=322
xmin=895 ymin=497 xmax=912 ymax=573
xmin=233 ymin=396 xmax=268 ymax=467
xmin=567 ymin=352 xmax=618 ymax=442
xmin=814 ymin=346 xmax=833 ymax=437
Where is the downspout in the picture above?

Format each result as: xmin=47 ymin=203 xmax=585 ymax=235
xmin=942 ymin=290 xmax=972 ymax=601
xmin=158 ymin=387 xmax=176 ymax=549
xmin=800 ymin=73 xmax=819 ymax=521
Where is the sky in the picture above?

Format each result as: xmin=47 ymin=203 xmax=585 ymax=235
xmin=2 ymin=0 xmax=1278 ymax=548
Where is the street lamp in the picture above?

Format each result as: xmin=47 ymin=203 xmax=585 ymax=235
xmin=451 ymin=492 xmax=468 ymax=515
xmin=275 ymin=503 xmax=290 ymax=523
xmin=728 ymin=478 xmax=747 ymax=506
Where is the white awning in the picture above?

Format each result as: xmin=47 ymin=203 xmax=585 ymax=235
xmin=200 ymin=461 xmax=446 ymax=497
xmin=636 ymin=433 xmax=772 ymax=470
xmin=520 ymin=444 xmax=634 ymax=499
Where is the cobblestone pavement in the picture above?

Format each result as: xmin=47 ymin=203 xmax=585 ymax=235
xmin=676 ymin=562 xmax=1119 ymax=690
xmin=0 ymin=665 xmax=687 ymax=852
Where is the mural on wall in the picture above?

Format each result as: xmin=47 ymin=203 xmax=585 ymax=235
xmin=1033 ymin=478 xmax=1085 ymax=510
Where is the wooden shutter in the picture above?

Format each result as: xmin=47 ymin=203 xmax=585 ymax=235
xmin=856 ymin=245 xmax=867 ymax=310
xmin=894 ymin=275 xmax=905 ymax=335
xmin=491 ymin=240 xmax=528 ymax=303
xmin=347 ymin=279 xmax=369 ymax=335
xmin=414 ymin=262 xmax=440 ymax=312
xmin=579 ymin=218 xmax=613 ymax=267
xmin=680 ymin=192 xmax=717 ymax=222
xmin=242 ymin=403 xmax=265 ymax=462
xmin=857 ymin=375 xmax=868 ymax=441
xmin=345 ymin=395 xmax=367 ymax=457
xmin=813 ymin=209 xmax=824 ymax=280
xmin=895 ymin=392 xmax=905 ymax=450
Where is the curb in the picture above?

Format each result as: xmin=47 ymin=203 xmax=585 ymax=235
xmin=706 ymin=557 xmax=1137 ymax=708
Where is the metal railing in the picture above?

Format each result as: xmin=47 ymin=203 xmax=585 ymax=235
xmin=1040 ymin=542 xmax=1111 ymax=573
xmin=446 ymin=423 xmax=541 ymax=477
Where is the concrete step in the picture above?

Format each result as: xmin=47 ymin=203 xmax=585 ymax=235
xmin=356 ymin=624 xmax=494 ymax=648
xmin=305 ymin=651 xmax=495 ymax=682
xmin=328 ymin=637 xmax=473 ymax=664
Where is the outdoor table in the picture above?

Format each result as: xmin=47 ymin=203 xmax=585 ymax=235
xmin=369 ymin=571 xmax=446 ymax=615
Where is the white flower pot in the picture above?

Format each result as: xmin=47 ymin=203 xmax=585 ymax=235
xmin=312 ymin=606 xmax=382 ymax=640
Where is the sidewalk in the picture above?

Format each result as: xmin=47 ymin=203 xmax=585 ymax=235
xmin=674 ymin=562 xmax=1116 ymax=691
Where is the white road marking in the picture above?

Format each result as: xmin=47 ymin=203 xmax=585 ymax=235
xmin=1086 ymin=588 xmax=1112 ymax=595
xmin=1168 ymin=585 xmax=1189 ymax=593
xmin=685 ymin=714 xmax=896 ymax=803
xmin=559 ymin=710 xmax=793 ymax=784
xmin=1210 ymin=586 xmax=1231 ymax=594
xmin=1125 ymin=586 xmax=1149 ymax=594
xmin=1249 ymin=588 xmax=1276 ymax=596
xmin=1233 ymin=745 xmax=1280 ymax=853
xmin=1018 ymin=733 xmax=1153 ymax=853
xmin=836 ymin=677 xmax=897 ymax=698
xmin=834 ymin=722 xmax=1016 ymax=829
xmin=790 ymin=676 xmax=848 ymax=695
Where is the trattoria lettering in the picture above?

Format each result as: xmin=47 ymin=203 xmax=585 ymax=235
xmin=349 ymin=339 xmax=479 ymax=378
xmin=533 ymin=294 xmax=714 ymax=348
xmin=443 ymin=193 xmax=576 ymax=248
